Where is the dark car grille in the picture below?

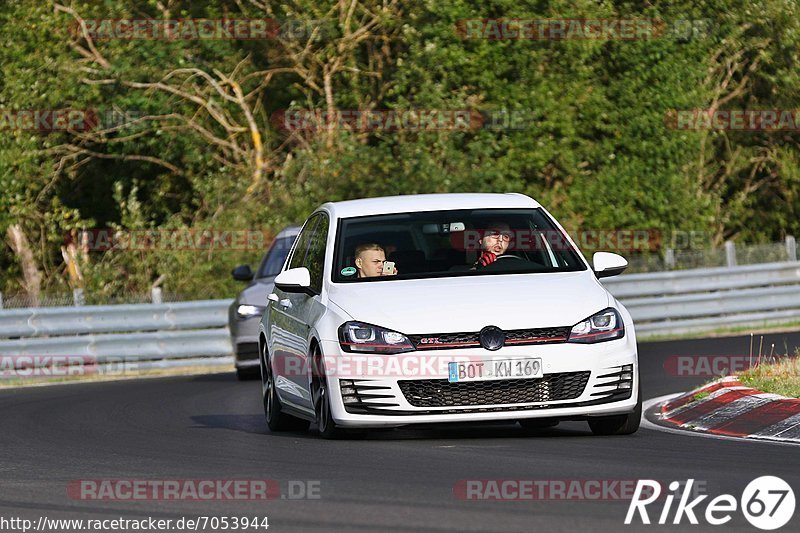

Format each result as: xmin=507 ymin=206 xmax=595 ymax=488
xmin=407 ymin=326 xmax=570 ymax=350
xmin=398 ymin=371 xmax=590 ymax=408
xmin=504 ymin=327 xmax=570 ymax=344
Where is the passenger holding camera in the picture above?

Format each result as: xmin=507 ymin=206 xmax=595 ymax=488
xmin=354 ymin=243 xmax=398 ymax=278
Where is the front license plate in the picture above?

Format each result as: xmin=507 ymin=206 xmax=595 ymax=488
xmin=448 ymin=358 xmax=543 ymax=383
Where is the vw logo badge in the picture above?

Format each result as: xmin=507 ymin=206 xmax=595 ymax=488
xmin=479 ymin=326 xmax=505 ymax=351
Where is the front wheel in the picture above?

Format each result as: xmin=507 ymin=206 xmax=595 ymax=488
xmin=311 ymin=346 xmax=349 ymax=439
xmin=261 ymin=345 xmax=309 ymax=432
xmin=587 ymin=386 xmax=642 ymax=436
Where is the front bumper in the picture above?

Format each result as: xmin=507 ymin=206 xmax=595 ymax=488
xmin=318 ymin=335 xmax=638 ymax=428
xmin=229 ymin=308 xmax=261 ymax=368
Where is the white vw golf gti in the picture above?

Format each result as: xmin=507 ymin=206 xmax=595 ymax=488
xmin=259 ymin=193 xmax=640 ymax=438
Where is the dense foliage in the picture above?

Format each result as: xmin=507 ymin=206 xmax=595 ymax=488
xmin=1 ymin=0 xmax=799 ymax=301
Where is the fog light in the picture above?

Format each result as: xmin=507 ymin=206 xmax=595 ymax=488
xmin=341 ymin=386 xmax=356 ymax=395
xmin=618 ymin=382 xmax=632 ymax=390
xmin=621 ymin=372 xmax=633 ymax=381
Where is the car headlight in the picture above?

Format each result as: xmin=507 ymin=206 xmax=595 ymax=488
xmin=568 ymin=308 xmax=624 ymax=343
xmin=236 ymin=304 xmax=265 ymax=319
xmin=338 ymin=321 xmax=414 ymax=354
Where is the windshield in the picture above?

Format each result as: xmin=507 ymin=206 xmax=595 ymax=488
xmin=333 ymin=208 xmax=586 ymax=282
xmin=257 ymin=234 xmax=297 ymax=279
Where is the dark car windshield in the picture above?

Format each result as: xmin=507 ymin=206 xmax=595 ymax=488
xmin=333 ymin=208 xmax=586 ymax=282
xmin=257 ymin=234 xmax=297 ymax=279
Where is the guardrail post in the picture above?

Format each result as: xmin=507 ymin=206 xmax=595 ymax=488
xmin=73 ymin=288 xmax=85 ymax=306
xmin=664 ymin=248 xmax=676 ymax=269
xmin=786 ymin=236 xmax=797 ymax=261
xmin=151 ymin=287 xmax=163 ymax=305
xmin=724 ymin=240 xmax=737 ymax=267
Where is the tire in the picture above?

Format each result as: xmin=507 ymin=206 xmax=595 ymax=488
xmin=236 ymin=366 xmax=258 ymax=381
xmin=261 ymin=344 xmax=310 ymax=432
xmin=587 ymin=386 xmax=642 ymax=436
xmin=311 ymin=346 xmax=348 ymax=439
xmin=519 ymin=418 xmax=559 ymax=429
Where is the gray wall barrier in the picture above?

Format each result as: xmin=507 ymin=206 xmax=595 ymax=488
xmin=2 ymin=261 xmax=800 ymax=366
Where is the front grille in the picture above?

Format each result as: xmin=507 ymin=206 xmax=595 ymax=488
xmin=407 ymin=331 xmax=480 ymax=348
xmin=407 ymin=326 xmax=570 ymax=350
xmin=590 ymin=365 xmax=635 ymax=401
xmin=398 ymin=371 xmax=590 ymax=407
xmin=340 ymin=380 xmax=400 ymax=411
xmin=505 ymin=327 xmax=570 ymax=345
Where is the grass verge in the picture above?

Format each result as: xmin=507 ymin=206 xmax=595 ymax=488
xmin=639 ymin=320 xmax=800 ymax=343
xmin=738 ymin=352 xmax=800 ymax=398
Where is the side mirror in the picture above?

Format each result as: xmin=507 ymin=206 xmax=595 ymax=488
xmin=593 ymin=252 xmax=628 ymax=279
xmin=274 ymin=267 xmax=315 ymax=295
xmin=231 ymin=264 xmax=254 ymax=281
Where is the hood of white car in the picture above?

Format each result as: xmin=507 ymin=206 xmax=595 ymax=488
xmin=327 ymin=271 xmax=610 ymax=334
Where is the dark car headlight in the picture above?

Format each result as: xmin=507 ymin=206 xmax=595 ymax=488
xmin=338 ymin=321 xmax=414 ymax=354
xmin=236 ymin=304 xmax=266 ymax=319
xmin=568 ymin=308 xmax=625 ymax=343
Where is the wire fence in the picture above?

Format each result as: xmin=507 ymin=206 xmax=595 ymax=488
xmin=0 ymin=289 xmax=219 ymax=309
xmin=1 ymin=237 xmax=797 ymax=307
xmin=624 ymin=237 xmax=796 ymax=274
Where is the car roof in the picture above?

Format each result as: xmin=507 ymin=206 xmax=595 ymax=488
xmin=320 ymin=193 xmax=540 ymax=219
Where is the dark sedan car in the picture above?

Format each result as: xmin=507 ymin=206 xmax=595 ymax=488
xmin=228 ymin=226 xmax=300 ymax=379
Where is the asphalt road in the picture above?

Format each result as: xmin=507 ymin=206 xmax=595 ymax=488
xmin=1 ymin=332 xmax=799 ymax=532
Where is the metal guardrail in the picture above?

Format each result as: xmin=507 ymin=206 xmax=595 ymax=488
xmin=622 ymin=285 xmax=800 ymax=321
xmin=0 ymin=328 xmax=232 ymax=360
xmin=0 ymin=300 xmax=233 ymax=363
xmin=603 ymin=261 xmax=800 ymax=336
xmin=1 ymin=261 xmax=800 ymax=367
xmin=0 ymin=299 xmax=229 ymax=339
xmin=602 ymin=261 xmax=800 ymax=298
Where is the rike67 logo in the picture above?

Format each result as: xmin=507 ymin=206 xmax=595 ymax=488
xmin=626 ymin=477 xmax=795 ymax=530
